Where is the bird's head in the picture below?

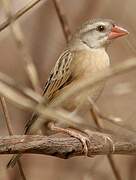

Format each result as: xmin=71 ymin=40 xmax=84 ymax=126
xmin=75 ymin=19 xmax=129 ymax=49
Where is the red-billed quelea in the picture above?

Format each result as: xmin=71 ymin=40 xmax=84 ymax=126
xmin=7 ymin=18 xmax=128 ymax=168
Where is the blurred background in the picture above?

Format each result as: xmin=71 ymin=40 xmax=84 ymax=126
xmin=0 ymin=0 xmax=136 ymax=179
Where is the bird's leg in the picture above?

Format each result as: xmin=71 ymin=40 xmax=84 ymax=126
xmin=48 ymin=122 xmax=90 ymax=156
xmin=88 ymin=97 xmax=115 ymax=153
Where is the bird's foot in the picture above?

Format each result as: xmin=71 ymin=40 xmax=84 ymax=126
xmin=48 ymin=122 xmax=90 ymax=156
xmin=65 ymin=130 xmax=90 ymax=156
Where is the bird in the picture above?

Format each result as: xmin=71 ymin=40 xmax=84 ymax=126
xmin=7 ymin=18 xmax=128 ymax=168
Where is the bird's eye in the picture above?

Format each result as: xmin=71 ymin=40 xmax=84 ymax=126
xmin=96 ymin=25 xmax=105 ymax=32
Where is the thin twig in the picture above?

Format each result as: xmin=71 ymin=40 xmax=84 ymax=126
xmin=17 ymin=161 xmax=27 ymax=180
xmin=90 ymin=107 xmax=122 ymax=180
xmin=0 ymin=97 xmax=13 ymax=135
xmin=0 ymin=134 xmax=135 ymax=156
xmin=2 ymin=0 xmax=41 ymax=93
xmin=53 ymin=0 xmax=72 ymax=42
xmin=0 ymin=96 xmax=26 ymax=180
xmin=90 ymin=101 xmax=136 ymax=133
xmin=0 ymin=71 xmax=42 ymax=102
xmin=108 ymin=156 xmax=122 ymax=180
xmin=0 ymin=0 xmax=43 ymax=32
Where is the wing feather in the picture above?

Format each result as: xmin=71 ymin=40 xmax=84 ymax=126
xmin=25 ymin=49 xmax=73 ymax=133
xmin=42 ymin=49 xmax=73 ymax=99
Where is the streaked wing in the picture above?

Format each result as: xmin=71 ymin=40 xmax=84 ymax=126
xmin=43 ymin=49 xmax=73 ymax=99
xmin=25 ymin=49 xmax=73 ymax=133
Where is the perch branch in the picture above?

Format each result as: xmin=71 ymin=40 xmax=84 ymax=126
xmin=0 ymin=134 xmax=136 ymax=158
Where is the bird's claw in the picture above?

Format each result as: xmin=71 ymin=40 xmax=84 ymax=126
xmin=72 ymin=132 xmax=90 ymax=156
xmin=60 ymin=129 xmax=90 ymax=156
xmin=48 ymin=122 xmax=91 ymax=156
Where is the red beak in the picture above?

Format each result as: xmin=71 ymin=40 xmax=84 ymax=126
xmin=108 ymin=25 xmax=129 ymax=40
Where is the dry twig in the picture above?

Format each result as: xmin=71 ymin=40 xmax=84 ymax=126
xmin=0 ymin=97 xmax=13 ymax=135
xmin=2 ymin=0 xmax=41 ymax=93
xmin=0 ymin=72 xmax=42 ymax=102
xmin=53 ymin=0 xmax=72 ymax=42
xmin=0 ymin=0 xmax=43 ymax=32
xmin=90 ymin=102 xmax=122 ymax=180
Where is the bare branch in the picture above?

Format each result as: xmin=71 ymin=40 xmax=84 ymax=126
xmin=0 ymin=134 xmax=136 ymax=157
